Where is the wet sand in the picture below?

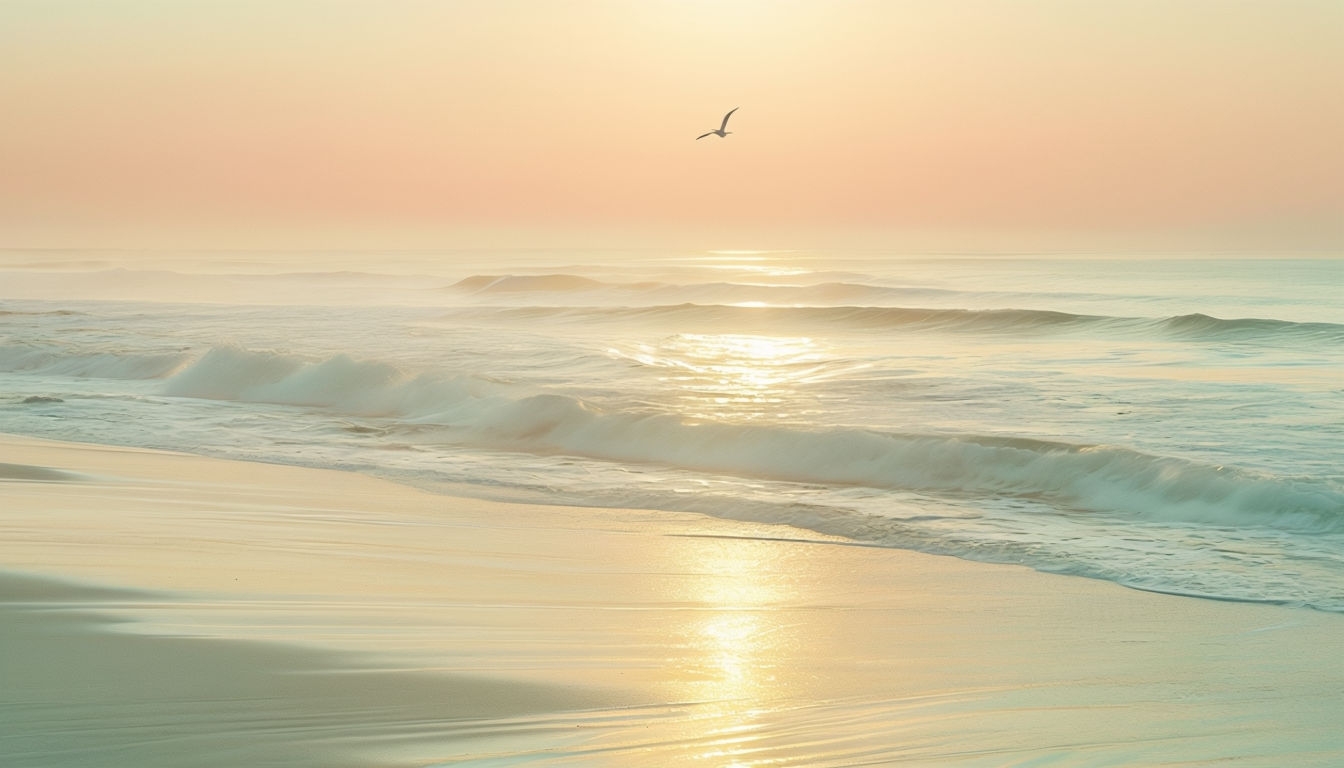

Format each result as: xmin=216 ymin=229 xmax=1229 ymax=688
xmin=2 ymin=433 xmax=1341 ymax=766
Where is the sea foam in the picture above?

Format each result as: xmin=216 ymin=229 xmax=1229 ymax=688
xmin=160 ymin=345 xmax=1344 ymax=535
xmin=7 ymin=254 xmax=1342 ymax=610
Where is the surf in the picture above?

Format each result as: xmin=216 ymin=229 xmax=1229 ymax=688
xmin=153 ymin=345 xmax=1344 ymax=534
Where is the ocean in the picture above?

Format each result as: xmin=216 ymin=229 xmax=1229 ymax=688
xmin=3 ymin=250 xmax=1342 ymax=611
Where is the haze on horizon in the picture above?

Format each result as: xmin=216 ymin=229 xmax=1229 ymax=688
xmin=2 ymin=0 xmax=1340 ymax=254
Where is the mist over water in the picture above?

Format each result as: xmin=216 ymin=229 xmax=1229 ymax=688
xmin=3 ymin=250 xmax=1342 ymax=610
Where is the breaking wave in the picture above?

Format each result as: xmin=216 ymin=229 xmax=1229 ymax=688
xmin=161 ymin=345 xmax=490 ymax=416
xmin=158 ymin=346 xmax=1344 ymax=535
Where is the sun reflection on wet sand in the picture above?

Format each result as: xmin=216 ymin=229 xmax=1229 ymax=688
xmin=666 ymin=536 xmax=792 ymax=766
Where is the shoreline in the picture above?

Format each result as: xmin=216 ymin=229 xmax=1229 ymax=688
xmin=2 ymin=431 xmax=1342 ymax=766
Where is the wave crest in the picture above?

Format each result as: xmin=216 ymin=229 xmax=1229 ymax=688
xmin=462 ymin=403 xmax=1344 ymax=533
xmin=156 ymin=345 xmax=1342 ymax=534
xmin=162 ymin=345 xmax=487 ymax=417
xmin=1161 ymin=313 xmax=1344 ymax=342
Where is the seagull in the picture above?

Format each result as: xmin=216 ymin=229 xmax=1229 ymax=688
xmin=696 ymin=107 xmax=739 ymax=140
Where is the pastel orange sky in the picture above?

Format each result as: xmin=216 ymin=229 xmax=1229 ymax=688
xmin=3 ymin=1 xmax=1341 ymax=252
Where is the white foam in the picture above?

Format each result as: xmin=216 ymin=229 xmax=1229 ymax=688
xmin=160 ymin=346 xmax=1344 ymax=534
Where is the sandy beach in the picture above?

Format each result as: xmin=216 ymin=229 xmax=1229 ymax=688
xmin=7 ymin=0 xmax=1341 ymax=763
xmin=2 ymin=432 xmax=1342 ymax=767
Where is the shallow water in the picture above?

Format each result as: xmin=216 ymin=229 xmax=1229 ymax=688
xmin=3 ymin=249 xmax=1342 ymax=610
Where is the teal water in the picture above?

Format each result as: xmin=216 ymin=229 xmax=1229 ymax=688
xmin=3 ymin=250 xmax=1342 ymax=609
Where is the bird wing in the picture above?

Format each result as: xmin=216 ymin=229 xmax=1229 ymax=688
xmin=719 ymin=107 xmax=739 ymax=130
xmin=696 ymin=131 xmax=714 ymax=140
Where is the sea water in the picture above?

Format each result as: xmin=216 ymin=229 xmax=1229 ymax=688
xmin=2 ymin=250 xmax=1341 ymax=610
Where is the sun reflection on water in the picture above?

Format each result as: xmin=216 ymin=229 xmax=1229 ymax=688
xmin=698 ymin=252 xmax=812 ymax=278
xmin=619 ymin=333 xmax=830 ymax=422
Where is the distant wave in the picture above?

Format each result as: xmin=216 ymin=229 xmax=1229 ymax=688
xmin=1160 ymin=313 xmax=1344 ymax=342
xmin=472 ymin=303 xmax=1101 ymax=334
xmin=473 ymin=303 xmax=1344 ymax=343
xmin=451 ymin=274 xmax=612 ymax=292
xmin=447 ymin=272 xmax=1344 ymax=342
xmin=6 ymin=267 xmax=413 ymax=282
xmin=448 ymin=273 xmax=967 ymax=305
xmin=0 ymin=343 xmax=190 ymax=380
xmin=157 ymin=345 xmax=1344 ymax=535
xmin=0 ymin=260 xmax=114 ymax=271
xmin=0 ymin=309 xmax=84 ymax=317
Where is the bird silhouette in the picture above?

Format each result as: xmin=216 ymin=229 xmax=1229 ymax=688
xmin=696 ymin=107 xmax=739 ymax=140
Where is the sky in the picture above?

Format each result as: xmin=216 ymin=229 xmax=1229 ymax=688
xmin=2 ymin=0 xmax=1341 ymax=253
